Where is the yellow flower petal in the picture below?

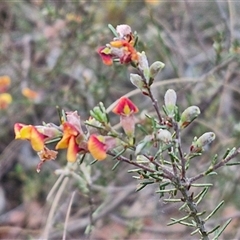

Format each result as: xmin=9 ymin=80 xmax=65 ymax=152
xmin=19 ymin=125 xmax=33 ymax=139
xmin=30 ymin=126 xmax=45 ymax=151
xmin=66 ymin=136 xmax=79 ymax=162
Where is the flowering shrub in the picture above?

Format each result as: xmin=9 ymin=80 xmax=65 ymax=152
xmin=14 ymin=24 xmax=240 ymax=240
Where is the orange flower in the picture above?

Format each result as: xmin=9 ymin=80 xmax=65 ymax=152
xmin=110 ymin=40 xmax=139 ymax=64
xmin=0 ymin=93 xmax=12 ymax=109
xmin=0 ymin=75 xmax=11 ymax=92
xmin=88 ymin=135 xmax=107 ymax=160
xmin=55 ymin=122 xmax=83 ymax=162
xmin=22 ymin=87 xmax=40 ymax=101
xmin=14 ymin=123 xmax=45 ymax=151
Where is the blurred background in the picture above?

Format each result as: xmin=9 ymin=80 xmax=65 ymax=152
xmin=0 ymin=0 xmax=240 ymax=239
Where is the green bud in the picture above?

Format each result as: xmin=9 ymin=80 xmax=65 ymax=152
xmin=190 ymin=132 xmax=215 ymax=152
xmin=164 ymin=89 xmax=177 ymax=118
xmin=149 ymin=61 xmax=165 ymax=79
xmin=156 ymin=129 xmax=172 ymax=143
xmin=180 ymin=106 xmax=200 ymax=129
xmin=90 ymin=103 xmax=108 ymax=123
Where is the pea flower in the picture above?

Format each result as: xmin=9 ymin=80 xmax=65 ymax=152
xmin=22 ymin=87 xmax=41 ymax=102
xmin=112 ymin=97 xmax=139 ymax=137
xmin=0 ymin=75 xmax=12 ymax=109
xmin=110 ymin=40 xmax=139 ymax=64
xmin=14 ymin=123 xmax=48 ymax=151
xmin=98 ymin=24 xmax=139 ymax=65
xmin=0 ymin=75 xmax=11 ymax=92
xmin=56 ymin=112 xmax=88 ymax=162
xmin=0 ymin=93 xmax=12 ymax=109
xmin=97 ymin=46 xmax=113 ymax=66
xmin=88 ymin=135 xmax=116 ymax=160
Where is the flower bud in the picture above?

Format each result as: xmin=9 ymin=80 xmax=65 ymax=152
xmin=156 ymin=129 xmax=172 ymax=143
xmin=138 ymin=52 xmax=150 ymax=83
xmin=149 ymin=61 xmax=165 ymax=79
xmin=164 ymin=89 xmax=177 ymax=118
xmin=90 ymin=103 xmax=108 ymax=124
xmin=130 ymin=73 xmax=149 ymax=95
xmin=116 ymin=24 xmax=132 ymax=38
xmin=190 ymin=132 xmax=215 ymax=152
xmin=130 ymin=73 xmax=144 ymax=88
xmin=180 ymin=106 xmax=200 ymax=129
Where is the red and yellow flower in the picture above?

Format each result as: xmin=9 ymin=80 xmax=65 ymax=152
xmin=110 ymin=40 xmax=139 ymax=64
xmin=22 ymin=87 xmax=40 ymax=101
xmin=88 ymin=135 xmax=116 ymax=161
xmin=0 ymin=93 xmax=12 ymax=109
xmin=55 ymin=111 xmax=88 ymax=162
xmin=0 ymin=75 xmax=11 ymax=92
xmin=97 ymin=46 xmax=113 ymax=66
xmin=14 ymin=123 xmax=46 ymax=151
xmin=112 ymin=97 xmax=138 ymax=137
xmin=55 ymin=122 xmax=86 ymax=163
xmin=98 ymin=24 xmax=139 ymax=66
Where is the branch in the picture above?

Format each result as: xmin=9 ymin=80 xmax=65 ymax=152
xmin=189 ymin=147 xmax=240 ymax=184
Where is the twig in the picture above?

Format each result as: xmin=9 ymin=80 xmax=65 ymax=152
xmin=62 ymin=191 xmax=76 ymax=240
xmin=49 ymin=185 xmax=136 ymax=238
xmin=178 ymin=183 xmax=209 ymax=240
xmin=40 ymin=177 xmax=69 ymax=239
xmin=189 ymin=147 xmax=240 ymax=184
xmin=173 ymin=122 xmax=186 ymax=179
xmin=137 ymin=68 xmax=163 ymax=124
xmin=107 ymin=151 xmax=155 ymax=173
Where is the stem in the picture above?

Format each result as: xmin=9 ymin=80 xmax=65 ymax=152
xmin=108 ymin=151 xmax=174 ymax=180
xmin=173 ymin=122 xmax=186 ymax=179
xmin=189 ymin=147 xmax=240 ymax=184
xmin=178 ymin=183 xmax=209 ymax=240
xmin=108 ymin=151 xmax=155 ymax=173
xmin=147 ymin=87 xmax=163 ymax=124
xmin=87 ymin=182 xmax=94 ymax=239
xmin=152 ymin=159 xmax=176 ymax=180
xmin=137 ymin=68 xmax=163 ymax=124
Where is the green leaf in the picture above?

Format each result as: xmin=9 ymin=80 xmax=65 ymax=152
xmin=213 ymin=218 xmax=232 ymax=240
